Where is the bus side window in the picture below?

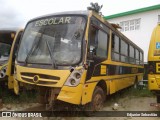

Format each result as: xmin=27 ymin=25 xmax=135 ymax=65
xmin=112 ymin=34 xmax=120 ymax=61
xmin=89 ymin=25 xmax=98 ymax=56
xmin=89 ymin=25 xmax=108 ymax=58
xmin=96 ymin=30 xmax=108 ymax=58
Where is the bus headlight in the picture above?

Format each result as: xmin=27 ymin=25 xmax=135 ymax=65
xmin=0 ymin=66 xmax=7 ymax=78
xmin=65 ymin=68 xmax=84 ymax=86
xmin=70 ymin=79 xmax=76 ymax=85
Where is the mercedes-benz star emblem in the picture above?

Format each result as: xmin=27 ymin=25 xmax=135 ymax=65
xmin=33 ymin=75 xmax=39 ymax=83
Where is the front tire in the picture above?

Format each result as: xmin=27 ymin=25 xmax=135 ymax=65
xmin=84 ymin=86 xmax=105 ymax=116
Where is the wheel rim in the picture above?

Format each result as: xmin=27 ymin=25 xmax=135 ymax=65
xmin=93 ymin=93 xmax=103 ymax=111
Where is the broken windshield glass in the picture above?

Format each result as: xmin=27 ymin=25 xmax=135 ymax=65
xmin=17 ymin=16 xmax=86 ymax=66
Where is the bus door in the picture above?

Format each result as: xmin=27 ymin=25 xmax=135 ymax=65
xmin=7 ymin=30 xmax=23 ymax=89
xmin=86 ymin=17 xmax=109 ymax=80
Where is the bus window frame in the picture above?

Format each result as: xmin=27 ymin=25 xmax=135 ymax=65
xmin=111 ymin=33 xmax=120 ymax=62
xmin=111 ymin=32 xmax=144 ymax=65
xmin=88 ymin=16 xmax=109 ymax=60
xmin=120 ymin=38 xmax=129 ymax=63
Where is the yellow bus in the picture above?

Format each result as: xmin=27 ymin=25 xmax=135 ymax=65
xmin=148 ymin=23 xmax=160 ymax=103
xmin=14 ymin=8 xmax=144 ymax=111
xmin=0 ymin=29 xmax=23 ymax=89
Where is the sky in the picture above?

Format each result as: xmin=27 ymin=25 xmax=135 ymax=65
xmin=0 ymin=0 xmax=160 ymax=62
xmin=1 ymin=0 xmax=160 ymax=28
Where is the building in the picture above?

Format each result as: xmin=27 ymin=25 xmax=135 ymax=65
xmin=104 ymin=4 xmax=160 ymax=62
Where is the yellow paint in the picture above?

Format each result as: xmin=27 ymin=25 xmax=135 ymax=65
xmin=101 ymin=65 xmax=106 ymax=75
xmin=148 ymin=75 xmax=160 ymax=90
xmin=7 ymin=29 xmax=23 ymax=89
xmin=15 ymin=10 xmax=144 ymax=105
xmin=148 ymin=24 xmax=160 ymax=91
xmin=148 ymin=24 xmax=160 ymax=61
xmin=57 ymin=84 xmax=83 ymax=104
xmin=81 ymin=82 xmax=97 ymax=105
xmin=109 ymin=80 xmax=116 ymax=94
xmin=15 ymin=65 xmax=71 ymax=87
xmin=156 ymin=63 xmax=160 ymax=73
xmin=13 ymin=79 xmax=19 ymax=95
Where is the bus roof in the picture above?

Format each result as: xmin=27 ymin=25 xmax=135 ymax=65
xmin=26 ymin=10 xmax=143 ymax=53
xmin=28 ymin=10 xmax=89 ymax=22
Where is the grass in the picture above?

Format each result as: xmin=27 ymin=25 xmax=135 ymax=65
xmin=106 ymin=85 xmax=154 ymax=104
xmin=0 ymin=86 xmax=38 ymax=104
xmin=0 ymin=84 xmax=154 ymax=104
xmin=125 ymin=86 xmax=154 ymax=97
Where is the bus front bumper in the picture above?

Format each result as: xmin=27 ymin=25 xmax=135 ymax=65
xmin=57 ymin=84 xmax=83 ymax=105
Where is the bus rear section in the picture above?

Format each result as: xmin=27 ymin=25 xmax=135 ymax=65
xmin=148 ymin=23 xmax=160 ymax=103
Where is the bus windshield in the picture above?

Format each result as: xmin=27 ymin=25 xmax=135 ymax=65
xmin=0 ymin=43 xmax=11 ymax=62
xmin=17 ymin=16 xmax=86 ymax=66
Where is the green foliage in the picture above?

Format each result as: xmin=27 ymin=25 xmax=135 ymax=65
xmin=107 ymin=86 xmax=154 ymax=104
xmin=126 ymin=87 xmax=154 ymax=97
xmin=0 ymin=85 xmax=153 ymax=104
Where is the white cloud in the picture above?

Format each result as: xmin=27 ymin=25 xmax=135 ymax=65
xmin=0 ymin=0 xmax=160 ymax=28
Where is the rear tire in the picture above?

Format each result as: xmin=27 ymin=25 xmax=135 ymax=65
xmin=156 ymin=96 xmax=160 ymax=103
xmin=84 ymin=86 xmax=105 ymax=116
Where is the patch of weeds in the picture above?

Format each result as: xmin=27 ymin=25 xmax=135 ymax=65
xmin=18 ymin=90 xmax=38 ymax=103
xmin=104 ymin=86 xmax=154 ymax=107
xmin=2 ymin=87 xmax=38 ymax=104
xmin=126 ymin=87 xmax=154 ymax=97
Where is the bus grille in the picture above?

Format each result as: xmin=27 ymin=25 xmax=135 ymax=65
xmin=20 ymin=72 xmax=60 ymax=85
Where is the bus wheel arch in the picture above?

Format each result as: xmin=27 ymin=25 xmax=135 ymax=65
xmin=84 ymin=80 xmax=106 ymax=113
xmin=96 ymin=80 xmax=107 ymax=97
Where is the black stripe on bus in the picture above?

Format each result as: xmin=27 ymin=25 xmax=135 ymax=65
xmin=92 ymin=64 xmax=144 ymax=77
xmin=86 ymin=76 xmax=139 ymax=83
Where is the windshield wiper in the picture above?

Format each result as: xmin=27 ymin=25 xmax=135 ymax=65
xmin=45 ymin=39 xmax=57 ymax=68
xmin=24 ymin=34 xmax=42 ymax=65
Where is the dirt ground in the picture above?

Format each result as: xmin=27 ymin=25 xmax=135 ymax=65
xmin=0 ymin=88 xmax=160 ymax=120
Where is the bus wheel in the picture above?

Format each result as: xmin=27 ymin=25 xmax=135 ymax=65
xmin=84 ymin=86 xmax=105 ymax=115
xmin=157 ymin=96 xmax=160 ymax=103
